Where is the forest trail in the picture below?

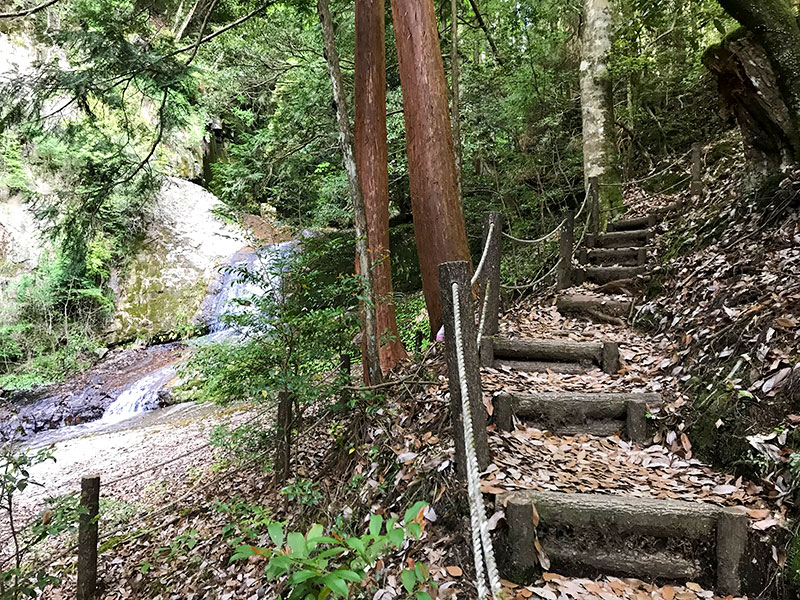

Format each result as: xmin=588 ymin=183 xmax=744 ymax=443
xmin=475 ymin=201 xmax=780 ymax=599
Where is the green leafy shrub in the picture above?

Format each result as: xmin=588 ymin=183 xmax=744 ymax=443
xmin=231 ymin=501 xmax=430 ymax=599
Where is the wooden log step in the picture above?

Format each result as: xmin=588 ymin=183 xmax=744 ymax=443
xmin=556 ymin=294 xmax=633 ymax=318
xmin=586 ymin=229 xmax=653 ymax=249
xmin=493 ymin=391 xmax=660 ymax=441
xmin=607 ymin=214 xmax=657 ymax=232
xmin=577 ymin=246 xmax=647 ymax=266
xmin=498 ymin=490 xmax=749 ymax=596
xmin=573 ymin=265 xmax=647 ymax=285
xmin=492 ymin=359 xmax=593 ymax=375
xmin=484 ymin=337 xmax=619 ymax=374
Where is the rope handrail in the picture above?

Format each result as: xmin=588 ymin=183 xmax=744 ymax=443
xmin=500 ymin=187 xmax=591 ymax=245
xmin=470 ymin=221 xmax=496 ymax=286
xmin=451 ymin=282 xmax=501 ymax=600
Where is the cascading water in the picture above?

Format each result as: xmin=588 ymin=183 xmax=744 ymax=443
xmin=101 ymin=364 xmax=177 ymax=422
xmin=97 ymin=240 xmax=297 ymax=424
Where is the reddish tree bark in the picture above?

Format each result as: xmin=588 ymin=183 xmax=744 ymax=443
xmin=390 ymin=0 xmax=471 ymax=335
xmin=355 ymin=0 xmax=407 ymax=374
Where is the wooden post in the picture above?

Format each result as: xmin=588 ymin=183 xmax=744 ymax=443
xmin=438 ymin=261 xmax=489 ymax=478
xmin=480 ymin=211 xmax=502 ymax=337
xmin=589 ymin=176 xmax=600 ymax=235
xmin=690 ymin=142 xmax=702 ymax=197
xmin=77 ymin=475 xmax=100 ymax=600
xmin=557 ymin=210 xmax=575 ymax=291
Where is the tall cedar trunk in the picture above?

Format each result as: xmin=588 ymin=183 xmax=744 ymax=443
xmin=718 ymin=0 xmax=800 ymax=161
xmin=451 ymin=0 xmax=462 ymax=188
xmin=354 ymin=0 xmax=407 ymax=375
xmin=317 ymin=0 xmax=383 ymax=385
xmin=391 ymin=0 xmax=472 ymax=335
xmin=579 ymin=0 xmax=622 ymax=229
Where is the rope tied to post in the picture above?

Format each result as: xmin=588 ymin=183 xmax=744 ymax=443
xmin=471 ymin=220 xmax=496 ymax=286
xmin=451 ymin=281 xmax=501 ymax=600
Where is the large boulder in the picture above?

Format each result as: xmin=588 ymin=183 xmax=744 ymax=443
xmin=105 ymin=177 xmax=247 ymax=343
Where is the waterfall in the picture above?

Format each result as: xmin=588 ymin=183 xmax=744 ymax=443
xmin=101 ymin=364 xmax=177 ymax=423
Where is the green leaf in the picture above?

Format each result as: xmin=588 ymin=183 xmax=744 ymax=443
xmin=369 ymin=514 xmax=383 ymax=537
xmin=417 ymin=592 xmax=433 ymax=600
xmin=288 ymin=570 xmax=318 ymax=584
xmin=408 ymin=522 xmax=422 ymax=539
xmin=306 ymin=523 xmax=324 ymax=540
xmin=229 ymin=544 xmax=258 ymax=562
xmin=268 ymin=522 xmax=285 ymax=547
xmin=332 ymin=569 xmax=364 ymax=583
xmin=287 ymin=532 xmax=308 ymax=558
xmin=403 ymin=501 xmax=428 ymax=524
xmin=345 ymin=537 xmax=366 ymax=553
xmin=388 ymin=527 xmax=404 ymax=547
xmin=401 ymin=569 xmax=417 ymax=593
xmin=322 ymin=574 xmax=349 ymax=596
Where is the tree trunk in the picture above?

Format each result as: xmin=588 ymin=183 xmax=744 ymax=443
xmin=703 ymin=32 xmax=796 ymax=181
xmin=355 ymin=0 xmax=407 ymax=376
xmin=317 ymin=0 xmax=383 ymax=385
xmin=451 ymin=0 xmax=462 ymax=190
xmin=579 ymin=0 xmax=622 ymax=229
xmin=390 ymin=0 xmax=472 ymax=335
xmin=717 ymin=0 xmax=800 ymax=162
xmin=275 ymin=391 xmax=292 ymax=486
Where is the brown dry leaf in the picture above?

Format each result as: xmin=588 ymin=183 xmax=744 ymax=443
xmin=752 ymin=517 xmax=778 ymax=531
xmin=531 ymin=503 xmax=540 ymax=527
xmin=685 ymin=582 xmax=703 ymax=592
xmin=444 ymin=566 xmax=462 ymax=577
xmin=661 ymin=585 xmax=675 ymax=600
xmin=747 ymin=508 xmax=770 ymax=520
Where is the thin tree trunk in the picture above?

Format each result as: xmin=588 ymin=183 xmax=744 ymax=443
xmin=718 ymin=0 xmax=800 ymax=161
xmin=451 ymin=0 xmax=462 ymax=191
xmin=317 ymin=0 xmax=383 ymax=386
xmin=175 ymin=0 xmax=200 ymax=41
xmin=579 ymin=0 xmax=622 ymax=229
xmin=275 ymin=390 xmax=292 ymax=486
xmin=467 ymin=0 xmax=502 ymax=65
xmin=390 ymin=0 xmax=472 ymax=335
xmin=355 ymin=0 xmax=407 ymax=376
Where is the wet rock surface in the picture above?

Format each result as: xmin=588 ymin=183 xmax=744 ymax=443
xmin=0 ymin=343 xmax=184 ymax=441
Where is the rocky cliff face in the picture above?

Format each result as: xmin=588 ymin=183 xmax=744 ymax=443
xmin=105 ymin=177 xmax=248 ymax=343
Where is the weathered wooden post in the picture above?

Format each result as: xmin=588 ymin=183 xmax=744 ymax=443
xmin=439 ymin=261 xmax=489 ymax=478
xmin=589 ymin=176 xmax=600 ymax=235
xmin=479 ymin=211 xmax=503 ymax=338
xmin=77 ymin=475 xmax=100 ymax=600
xmin=556 ymin=210 xmax=575 ymax=290
xmin=690 ymin=142 xmax=702 ymax=197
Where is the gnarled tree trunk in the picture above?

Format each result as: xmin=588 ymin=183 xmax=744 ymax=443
xmin=718 ymin=0 xmax=800 ymax=162
xmin=390 ymin=0 xmax=471 ymax=335
xmin=704 ymin=31 xmax=796 ymax=182
xmin=355 ymin=0 xmax=407 ymax=375
xmin=579 ymin=0 xmax=622 ymax=229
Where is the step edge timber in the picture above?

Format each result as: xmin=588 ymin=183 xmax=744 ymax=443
xmin=556 ymin=294 xmax=633 ymax=318
xmin=608 ymin=214 xmax=657 ymax=232
xmin=493 ymin=392 xmax=660 ymax=441
xmin=586 ymin=229 xmax=653 ymax=248
xmin=497 ymin=490 xmax=749 ymax=596
xmin=540 ymin=546 xmax=702 ymax=581
xmin=487 ymin=336 xmax=620 ymax=374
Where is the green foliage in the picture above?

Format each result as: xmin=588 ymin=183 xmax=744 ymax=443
xmin=0 ymin=447 xmax=63 ymax=600
xmin=394 ymin=293 xmax=430 ymax=352
xmin=215 ymin=500 xmax=273 ymax=547
xmin=230 ymin=501 xmax=430 ymax=599
xmin=280 ymin=478 xmax=323 ymax=507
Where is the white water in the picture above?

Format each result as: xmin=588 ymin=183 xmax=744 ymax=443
xmin=97 ymin=241 xmax=296 ymax=424
xmin=101 ymin=364 xmax=178 ymax=422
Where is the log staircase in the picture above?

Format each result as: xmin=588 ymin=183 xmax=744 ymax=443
xmin=437 ymin=195 xmax=771 ymax=598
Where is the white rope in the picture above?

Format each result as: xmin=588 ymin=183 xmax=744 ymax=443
xmin=471 ymin=221 xmax=496 ymax=286
xmin=452 ymin=282 xmax=501 ymax=600
xmin=501 ymin=188 xmax=591 ymax=245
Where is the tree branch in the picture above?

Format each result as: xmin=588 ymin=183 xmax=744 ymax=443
xmin=0 ymin=0 xmax=61 ymax=19
xmin=466 ymin=0 xmax=503 ymax=65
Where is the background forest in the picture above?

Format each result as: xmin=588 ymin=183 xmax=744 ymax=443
xmin=1 ymin=0 xmax=800 ymax=597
